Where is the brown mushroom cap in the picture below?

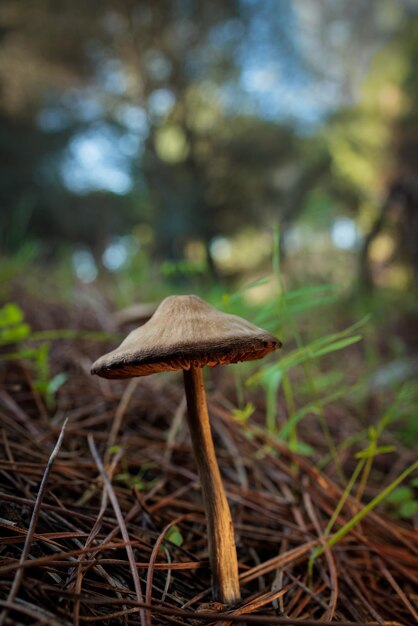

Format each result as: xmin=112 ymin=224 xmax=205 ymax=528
xmin=91 ymin=295 xmax=281 ymax=379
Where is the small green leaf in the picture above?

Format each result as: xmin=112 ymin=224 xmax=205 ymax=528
xmin=311 ymin=335 xmax=362 ymax=359
xmin=385 ymin=486 xmax=413 ymax=505
xmin=312 ymin=459 xmax=418 ymax=563
xmin=289 ymin=440 xmax=315 ymax=456
xmin=166 ymin=525 xmax=183 ymax=546
xmin=47 ymin=373 xmax=67 ymax=396
xmin=131 ymin=477 xmax=145 ymax=490
xmin=399 ymin=500 xmax=418 ymax=519
xmin=35 ymin=343 xmax=50 ymax=382
xmin=108 ymin=445 xmax=122 ymax=455
xmin=0 ymin=303 xmax=25 ymax=326
xmin=0 ymin=348 xmax=39 ymax=361
xmin=355 ymin=445 xmax=396 ymax=459
xmin=116 ymin=473 xmax=131 ymax=484
xmin=0 ymin=323 xmax=31 ymax=344
xmin=232 ymin=402 xmax=255 ymax=423
xmin=0 ymin=303 xmax=31 ymax=345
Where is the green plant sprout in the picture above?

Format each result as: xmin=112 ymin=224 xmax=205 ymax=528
xmin=308 ymin=381 xmax=418 ymax=582
xmin=246 ymin=313 xmax=367 ymax=459
xmin=114 ymin=451 xmax=159 ymax=493
xmin=0 ymin=303 xmax=67 ymax=409
xmin=165 ymin=524 xmax=184 ymax=547
xmin=248 ymin=228 xmax=367 ymax=472
xmin=308 ymin=458 xmax=418 ymax=584
xmin=231 ymin=402 xmax=255 ymax=424
xmin=0 ymin=302 xmax=113 ymax=409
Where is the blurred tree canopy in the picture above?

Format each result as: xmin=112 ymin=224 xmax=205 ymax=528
xmin=0 ymin=0 xmax=417 ymax=286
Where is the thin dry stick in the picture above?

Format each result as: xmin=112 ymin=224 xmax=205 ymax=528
xmin=0 ymin=600 xmax=64 ymax=626
xmin=105 ymin=378 xmax=140 ymax=461
xmin=285 ymin=572 xmax=330 ymax=612
xmin=78 ymin=597 xmax=386 ymax=625
xmin=145 ymin=513 xmax=195 ymax=626
xmin=218 ymin=583 xmax=295 ymax=626
xmin=182 ymin=541 xmax=316 ymax=611
xmin=213 ymin=417 xmax=248 ymax=490
xmin=272 ymin=536 xmax=288 ymax=614
xmin=2 ymin=429 xmax=30 ymax=497
xmin=303 ymin=490 xmax=338 ymax=622
xmin=163 ymin=396 xmax=186 ymax=465
xmin=340 ymin=568 xmax=386 ymax=626
xmin=239 ymin=542 xmax=317 ymax=584
xmin=0 ymin=540 xmax=147 ymax=576
xmin=88 ymin=434 xmax=147 ymax=626
xmin=159 ymin=546 xmax=172 ymax=604
xmin=0 ymin=390 xmax=42 ymax=437
xmin=40 ymin=505 xmax=137 ymax=621
xmin=99 ymin=500 xmax=145 ymax=549
xmin=72 ymin=447 xmax=125 ymax=626
xmin=377 ymin=559 xmax=418 ymax=623
xmin=0 ymin=417 xmax=68 ymax=626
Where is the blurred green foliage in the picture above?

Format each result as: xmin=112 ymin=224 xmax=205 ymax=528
xmin=0 ymin=302 xmax=66 ymax=407
xmin=0 ymin=1 xmax=417 ymax=290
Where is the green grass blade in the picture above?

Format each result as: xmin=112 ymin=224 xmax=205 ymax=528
xmin=314 ymin=459 xmax=418 ymax=561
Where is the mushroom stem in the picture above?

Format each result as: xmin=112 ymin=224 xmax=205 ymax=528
xmin=183 ymin=366 xmax=241 ymax=604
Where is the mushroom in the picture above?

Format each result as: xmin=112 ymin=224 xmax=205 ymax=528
xmin=91 ymin=295 xmax=281 ymax=604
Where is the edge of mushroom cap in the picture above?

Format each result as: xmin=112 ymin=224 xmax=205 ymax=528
xmin=91 ymin=294 xmax=282 ymax=379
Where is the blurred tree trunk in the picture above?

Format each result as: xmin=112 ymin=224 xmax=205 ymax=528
xmin=358 ymin=192 xmax=392 ymax=290
xmin=358 ymin=181 xmax=418 ymax=289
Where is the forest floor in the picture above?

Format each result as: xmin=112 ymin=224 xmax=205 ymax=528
xmin=0 ymin=288 xmax=417 ymax=625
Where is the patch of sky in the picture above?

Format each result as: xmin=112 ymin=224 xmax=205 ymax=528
xmin=210 ymin=236 xmax=232 ymax=263
xmin=117 ymin=132 xmax=141 ymax=157
xmin=231 ymin=0 xmax=337 ymax=128
xmin=72 ymin=249 xmax=98 ymax=283
xmin=60 ymin=123 xmax=135 ymax=194
xmin=331 ymin=217 xmax=360 ymax=250
xmin=97 ymin=58 xmax=127 ymax=95
xmin=148 ymin=89 xmax=176 ymax=119
xmin=102 ymin=239 xmax=128 ymax=271
xmin=102 ymin=235 xmax=139 ymax=271
xmin=115 ymin=104 xmax=148 ymax=134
